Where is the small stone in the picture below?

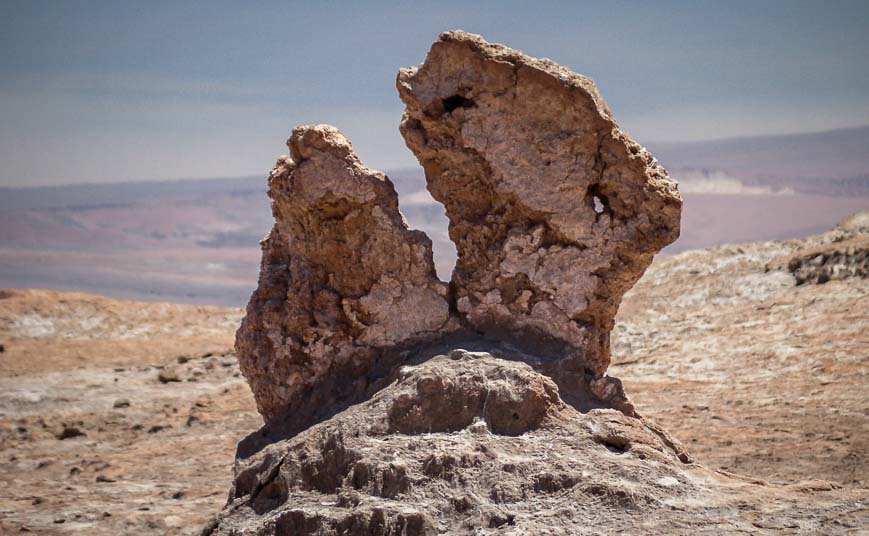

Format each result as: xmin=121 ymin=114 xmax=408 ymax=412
xmin=467 ymin=417 xmax=490 ymax=435
xmin=56 ymin=426 xmax=85 ymax=440
xmin=157 ymin=370 xmax=181 ymax=383
xmin=656 ymin=476 xmax=680 ymax=487
xmin=113 ymin=399 xmax=130 ymax=409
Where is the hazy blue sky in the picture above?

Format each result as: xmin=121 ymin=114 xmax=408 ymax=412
xmin=1 ymin=0 xmax=868 ymax=186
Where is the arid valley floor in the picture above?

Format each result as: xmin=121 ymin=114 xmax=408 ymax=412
xmin=0 ymin=217 xmax=866 ymax=534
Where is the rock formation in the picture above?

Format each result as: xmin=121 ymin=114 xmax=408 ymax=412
xmin=207 ymin=348 xmax=854 ymax=535
xmin=397 ymin=31 xmax=681 ymax=377
xmin=235 ymin=125 xmax=451 ymax=421
xmin=236 ymin=32 xmax=682 ymax=426
xmin=202 ymin=33 xmax=869 ymax=536
xmin=227 ymin=31 xmax=687 ymax=531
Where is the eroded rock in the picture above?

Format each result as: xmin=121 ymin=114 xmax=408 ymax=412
xmin=784 ymin=237 xmax=868 ymax=285
xmin=235 ymin=125 xmax=451 ymax=421
xmin=766 ymin=210 xmax=869 ymax=285
xmin=397 ymin=31 xmax=681 ymax=376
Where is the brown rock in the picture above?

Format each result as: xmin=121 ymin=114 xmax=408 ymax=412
xmin=55 ymin=426 xmax=85 ymax=440
xmin=235 ymin=125 xmax=451 ymax=421
xmin=157 ymin=369 xmax=181 ymax=383
xmin=397 ymin=31 xmax=681 ymax=376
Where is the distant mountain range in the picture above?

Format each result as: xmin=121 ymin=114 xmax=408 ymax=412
xmin=648 ymin=125 xmax=869 ymax=196
xmin=0 ymin=125 xmax=867 ymax=306
xmin=0 ymin=176 xmax=265 ymax=212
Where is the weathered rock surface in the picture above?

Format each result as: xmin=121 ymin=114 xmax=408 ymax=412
xmin=767 ymin=211 xmax=869 ymax=285
xmin=235 ymin=125 xmax=451 ymax=421
xmin=207 ymin=349 xmax=865 ymax=535
xmin=781 ymin=236 xmax=867 ymax=285
xmin=208 ymin=350 xmax=690 ymax=535
xmin=398 ymin=31 xmax=681 ymax=377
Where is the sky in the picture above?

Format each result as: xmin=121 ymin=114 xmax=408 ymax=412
xmin=1 ymin=0 xmax=868 ymax=187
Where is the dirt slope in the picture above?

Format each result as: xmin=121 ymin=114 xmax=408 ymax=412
xmin=0 ymin=289 xmax=242 ymax=375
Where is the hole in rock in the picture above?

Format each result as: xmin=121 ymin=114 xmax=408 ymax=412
xmin=593 ymin=196 xmax=605 ymax=214
xmin=594 ymin=434 xmax=630 ymax=454
xmin=587 ymin=183 xmax=610 ymax=216
xmin=442 ymin=95 xmax=475 ymax=113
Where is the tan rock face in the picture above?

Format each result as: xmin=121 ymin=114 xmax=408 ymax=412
xmin=397 ymin=31 xmax=682 ymax=376
xmin=235 ymin=125 xmax=450 ymax=420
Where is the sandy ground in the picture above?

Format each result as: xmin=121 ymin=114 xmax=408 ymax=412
xmin=0 ymin=291 xmax=256 ymax=534
xmin=0 ymin=224 xmax=867 ymax=533
xmin=613 ymin=235 xmax=868 ymax=486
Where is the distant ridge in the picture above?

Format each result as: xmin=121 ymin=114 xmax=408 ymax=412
xmin=648 ymin=124 xmax=869 ymax=185
xmin=4 ymin=124 xmax=868 ymax=210
xmin=0 ymin=176 xmax=263 ymax=211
